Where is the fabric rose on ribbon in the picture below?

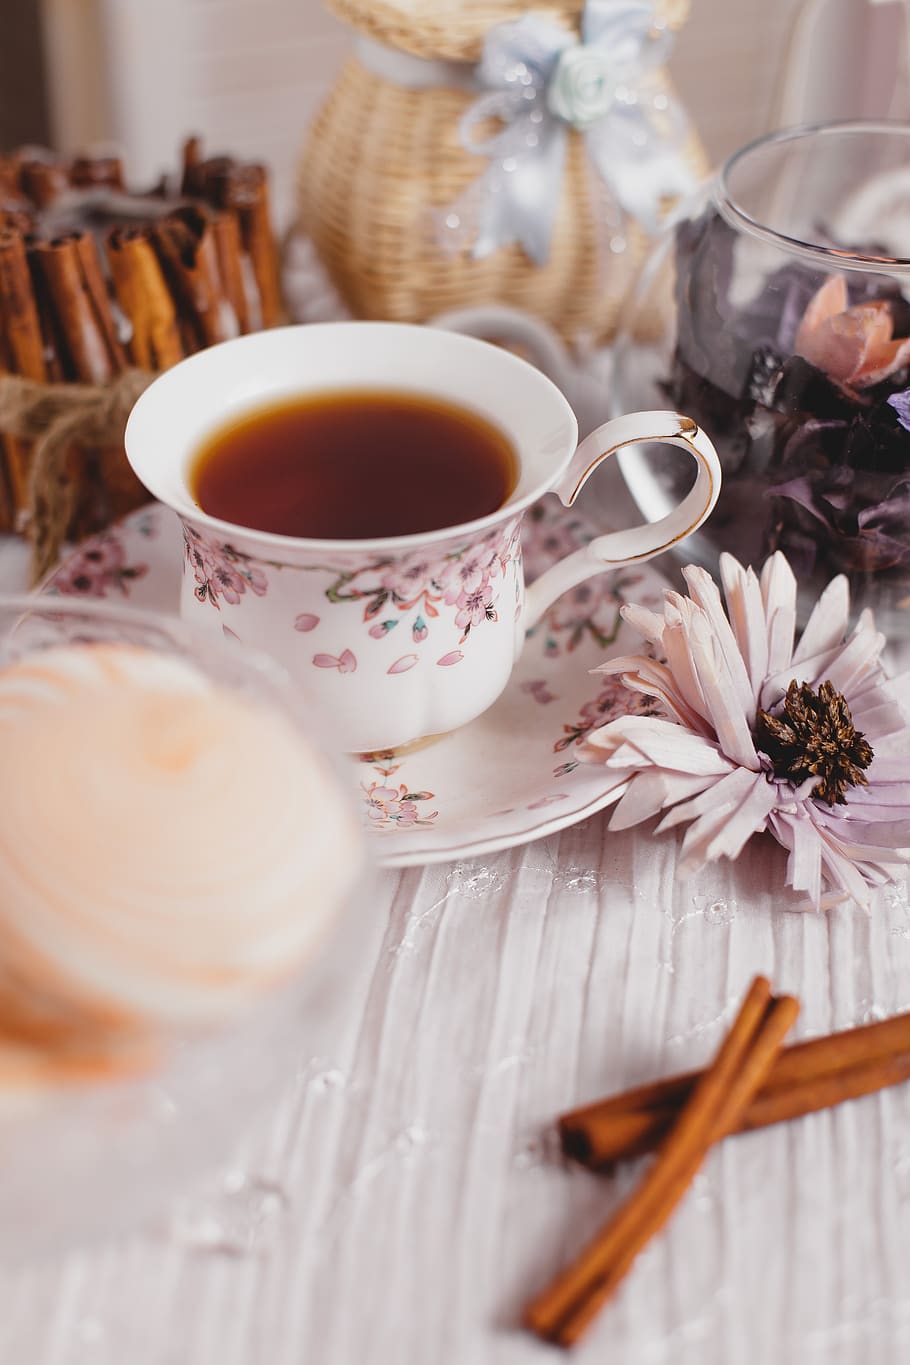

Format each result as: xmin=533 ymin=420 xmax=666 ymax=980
xmin=444 ymin=0 xmax=695 ymax=264
xmin=547 ymin=44 xmax=618 ymax=128
xmin=579 ymin=552 xmax=910 ymax=910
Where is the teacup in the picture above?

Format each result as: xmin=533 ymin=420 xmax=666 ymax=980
xmin=125 ymin=322 xmax=720 ymax=753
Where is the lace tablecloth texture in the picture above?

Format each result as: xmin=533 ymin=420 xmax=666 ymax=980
xmin=1 ymin=531 xmax=909 ymax=1365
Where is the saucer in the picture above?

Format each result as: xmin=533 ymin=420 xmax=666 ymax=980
xmin=39 ymin=502 xmax=670 ymax=868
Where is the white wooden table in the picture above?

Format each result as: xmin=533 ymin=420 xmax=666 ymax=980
xmin=2 ymin=532 xmax=909 ymax=1365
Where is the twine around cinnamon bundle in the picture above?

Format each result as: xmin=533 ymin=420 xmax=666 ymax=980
xmin=0 ymin=369 xmax=154 ymax=582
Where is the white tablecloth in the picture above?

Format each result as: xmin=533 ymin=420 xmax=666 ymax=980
xmin=2 ymin=533 xmax=909 ymax=1365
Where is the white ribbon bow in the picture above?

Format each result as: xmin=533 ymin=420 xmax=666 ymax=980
xmin=451 ymin=0 xmax=695 ymax=264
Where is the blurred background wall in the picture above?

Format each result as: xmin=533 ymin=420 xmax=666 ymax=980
xmin=0 ymin=0 xmax=51 ymax=146
xmin=4 ymin=0 xmax=907 ymax=226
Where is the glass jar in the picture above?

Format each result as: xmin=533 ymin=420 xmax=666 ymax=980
xmin=0 ymin=596 xmax=369 ymax=1260
xmin=614 ymin=121 xmax=910 ymax=634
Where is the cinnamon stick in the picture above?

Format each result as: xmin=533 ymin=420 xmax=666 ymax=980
xmin=560 ymin=1009 xmax=910 ymax=1169
xmin=525 ymin=980 xmax=799 ymax=1347
xmin=202 ymin=158 xmax=281 ymax=326
xmin=72 ymin=233 xmax=129 ymax=371
xmin=29 ymin=233 xmax=126 ymax=383
xmin=0 ymin=229 xmax=47 ymax=514
xmin=180 ymin=135 xmax=205 ymax=198
xmin=0 ymin=231 xmax=48 ymax=382
xmin=152 ymin=207 xmax=239 ymax=350
xmin=210 ymin=209 xmax=250 ymax=334
xmin=17 ymin=156 xmax=71 ymax=208
xmin=27 ymin=251 xmax=65 ymax=382
xmin=106 ymin=227 xmax=184 ymax=370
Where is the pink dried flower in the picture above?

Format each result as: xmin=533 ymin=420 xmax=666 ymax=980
xmin=795 ymin=275 xmax=910 ymax=390
xmin=581 ymin=552 xmax=910 ymax=910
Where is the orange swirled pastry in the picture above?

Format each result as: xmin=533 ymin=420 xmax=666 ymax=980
xmin=0 ymin=641 xmax=361 ymax=1093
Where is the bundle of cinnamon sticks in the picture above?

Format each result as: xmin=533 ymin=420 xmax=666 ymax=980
xmin=0 ymin=139 xmax=282 ymax=557
xmin=525 ymin=979 xmax=910 ymax=1348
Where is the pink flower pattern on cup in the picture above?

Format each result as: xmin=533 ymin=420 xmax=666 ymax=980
xmin=183 ymin=526 xmax=269 ymax=609
xmin=181 ymin=517 xmax=521 ymax=672
xmin=328 ymin=517 xmax=521 ymax=653
xmin=313 ymin=649 xmax=357 ymax=673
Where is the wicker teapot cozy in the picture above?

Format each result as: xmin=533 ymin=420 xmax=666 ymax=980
xmin=298 ymin=0 xmax=706 ymax=343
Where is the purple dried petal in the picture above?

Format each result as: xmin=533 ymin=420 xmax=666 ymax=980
xmin=887 ymin=387 xmax=910 ymax=433
xmin=766 ymin=475 xmax=833 ymax=528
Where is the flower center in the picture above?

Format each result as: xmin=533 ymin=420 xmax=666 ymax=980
xmin=754 ymin=679 xmax=874 ymax=807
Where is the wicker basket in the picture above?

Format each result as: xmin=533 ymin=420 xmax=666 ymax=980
xmin=299 ymin=1 xmax=706 ymax=343
xmin=325 ymin=0 xmax=587 ymax=61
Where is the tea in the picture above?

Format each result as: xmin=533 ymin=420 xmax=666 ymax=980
xmin=190 ymin=388 xmax=518 ymax=540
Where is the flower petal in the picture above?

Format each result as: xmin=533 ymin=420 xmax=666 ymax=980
xmin=719 ymin=556 xmax=769 ymax=694
xmin=661 ymin=610 xmax=710 ymax=723
xmin=658 ymin=765 xmax=759 ymax=833
xmin=795 ymin=275 xmax=848 ymax=346
xmin=761 ymin=643 xmax=846 ymax=710
xmin=817 ymin=622 xmax=887 ymax=698
xmin=682 ymin=563 xmax=755 ymax=719
xmin=852 ymin=333 xmax=910 ymax=388
xmin=685 ymin=606 xmax=759 ymax=769
xmin=593 ymin=656 xmax=709 ymax=734
xmin=669 ymin=769 xmax=778 ymax=872
xmin=816 ymin=827 xmax=879 ymax=906
xmin=792 ymin=574 xmax=850 ymax=665
xmin=585 ymin=714 xmax=733 ymax=775
xmin=387 ymin=654 xmax=419 ymax=674
xmin=759 ymin=552 xmax=797 ymax=678
xmin=848 ymin=696 xmax=910 ymax=743
xmin=608 ymin=769 xmax=715 ymax=830
xmin=779 ymin=808 xmax=823 ymax=911
xmin=620 ymin=602 xmax=666 ymax=647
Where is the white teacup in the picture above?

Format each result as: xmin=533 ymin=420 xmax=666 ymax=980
xmin=125 ymin=322 xmax=720 ymax=753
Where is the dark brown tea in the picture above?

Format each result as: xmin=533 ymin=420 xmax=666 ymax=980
xmin=190 ymin=388 xmax=518 ymax=539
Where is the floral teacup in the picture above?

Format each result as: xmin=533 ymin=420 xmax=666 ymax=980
xmin=125 ymin=322 xmax=720 ymax=752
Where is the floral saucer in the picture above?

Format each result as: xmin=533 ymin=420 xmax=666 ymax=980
xmin=40 ymin=502 xmax=670 ymax=868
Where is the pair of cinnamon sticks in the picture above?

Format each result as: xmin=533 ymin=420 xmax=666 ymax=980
xmin=525 ymin=979 xmax=910 ymax=1347
xmin=559 ymin=1002 xmax=910 ymax=1171
xmin=180 ymin=138 xmax=282 ymax=329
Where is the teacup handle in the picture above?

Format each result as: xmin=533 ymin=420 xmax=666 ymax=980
xmin=523 ymin=411 xmax=721 ymax=631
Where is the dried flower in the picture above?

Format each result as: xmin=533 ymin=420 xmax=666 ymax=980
xmin=581 ymin=552 xmax=910 ymax=910
xmin=754 ymin=679 xmax=872 ymax=806
xmin=795 ymin=275 xmax=910 ymax=390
